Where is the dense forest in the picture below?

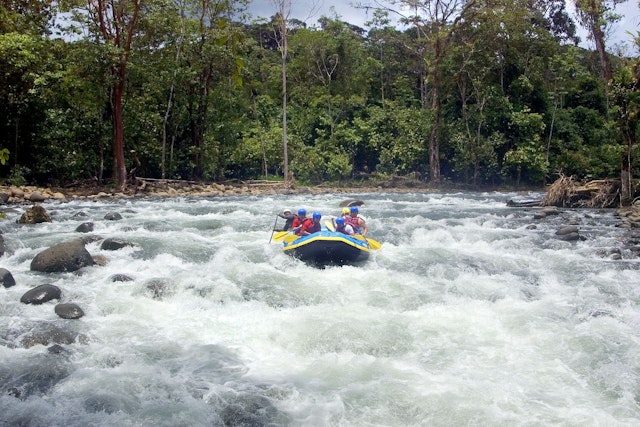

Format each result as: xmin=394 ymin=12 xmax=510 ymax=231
xmin=0 ymin=0 xmax=639 ymax=197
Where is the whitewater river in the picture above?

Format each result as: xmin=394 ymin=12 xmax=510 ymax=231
xmin=1 ymin=191 xmax=639 ymax=426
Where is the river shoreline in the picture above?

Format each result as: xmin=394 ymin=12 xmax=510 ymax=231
xmin=0 ymin=180 xmax=494 ymax=205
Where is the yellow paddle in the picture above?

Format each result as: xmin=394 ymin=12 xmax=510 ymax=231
xmin=273 ymin=226 xmax=302 ymax=242
xmin=272 ymin=231 xmax=292 ymax=242
xmin=353 ymin=234 xmax=382 ymax=250
xmin=283 ymin=234 xmax=300 ymax=243
xmin=365 ymin=237 xmax=382 ymax=250
xmin=324 ymin=220 xmax=335 ymax=232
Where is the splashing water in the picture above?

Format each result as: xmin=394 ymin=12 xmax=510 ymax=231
xmin=1 ymin=191 xmax=639 ymax=426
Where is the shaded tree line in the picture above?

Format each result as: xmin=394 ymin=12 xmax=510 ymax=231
xmin=0 ymin=0 xmax=639 ymax=194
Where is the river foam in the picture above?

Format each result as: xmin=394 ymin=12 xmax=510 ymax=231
xmin=1 ymin=191 xmax=639 ymax=426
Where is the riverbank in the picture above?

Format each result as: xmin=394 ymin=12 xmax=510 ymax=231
xmin=3 ymin=179 xmax=640 ymax=228
xmin=0 ymin=178 xmax=448 ymax=205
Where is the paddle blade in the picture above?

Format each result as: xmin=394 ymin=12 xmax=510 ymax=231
xmin=283 ymin=234 xmax=300 ymax=243
xmin=324 ymin=220 xmax=335 ymax=232
xmin=366 ymin=238 xmax=382 ymax=250
xmin=272 ymin=231 xmax=289 ymax=242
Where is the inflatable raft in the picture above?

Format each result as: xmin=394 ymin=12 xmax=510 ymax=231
xmin=282 ymin=229 xmax=371 ymax=266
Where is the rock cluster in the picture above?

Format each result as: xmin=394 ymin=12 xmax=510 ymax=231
xmin=0 ymin=204 xmax=140 ymax=355
xmin=0 ymin=180 xmax=392 ymax=206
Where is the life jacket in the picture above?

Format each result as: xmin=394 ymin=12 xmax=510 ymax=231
xmin=292 ymin=216 xmax=305 ymax=229
xmin=296 ymin=218 xmax=313 ymax=235
xmin=308 ymin=220 xmax=321 ymax=234
xmin=344 ymin=215 xmax=361 ymax=233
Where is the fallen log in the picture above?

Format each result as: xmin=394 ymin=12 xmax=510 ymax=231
xmin=506 ymin=199 xmax=542 ymax=207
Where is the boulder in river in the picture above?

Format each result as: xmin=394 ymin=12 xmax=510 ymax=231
xmin=18 ymin=205 xmax=52 ymax=224
xmin=55 ymin=303 xmax=85 ymax=319
xmin=75 ymin=222 xmax=94 ymax=233
xmin=0 ymin=267 xmax=15 ymax=288
xmin=100 ymin=238 xmax=134 ymax=251
xmin=30 ymin=239 xmax=95 ymax=273
xmin=20 ymin=284 xmax=61 ymax=304
xmin=104 ymin=212 xmax=122 ymax=221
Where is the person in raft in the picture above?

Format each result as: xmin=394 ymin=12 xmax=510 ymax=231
xmin=275 ymin=208 xmax=295 ymax=231
xmin=346 ymin=206 xmax=368 ymax=236
xmin=292 ymin=209 xmax=312 ymax=235
xmin=334 ymin=217 xmax=354 ymax=235
xmin=300 ymin=212 xmax=322 ymax=235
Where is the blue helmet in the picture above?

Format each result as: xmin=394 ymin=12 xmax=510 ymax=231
xmin=335 ymin=217 xmax=345 ymax=225
xmin=350 ymin=206 xmax=359 ymax=214
xmin=312 ymin=212 xmax=321 ymax=219
xmin=297 ymin=208 xmax=306 ymax=216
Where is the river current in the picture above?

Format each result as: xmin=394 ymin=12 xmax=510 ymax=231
xmin=0 ymin=191 xmax=639 ymax=426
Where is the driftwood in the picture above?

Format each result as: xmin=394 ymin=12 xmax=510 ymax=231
xmin=506 ymin=176 xmax=624 ymax=209
xmin=540 ymin=175 xmax=621 ymax=208
xmin=506 ymin=199 xmax=541 ymax=207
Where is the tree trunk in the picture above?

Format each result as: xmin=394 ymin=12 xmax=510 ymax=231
xmin=428 ymin=38 xmax=442 ymax=184
xmin=111 ymin=64 xmax=127 ymax=192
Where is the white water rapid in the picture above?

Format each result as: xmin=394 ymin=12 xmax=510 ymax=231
xmin=1 ymin=191 xmax=639 ymax=426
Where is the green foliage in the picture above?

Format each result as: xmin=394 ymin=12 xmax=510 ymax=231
xmin=503 ymin=108 xmax=548 ymax=184
xmin=0 ymin=148 xmax=9 ymax=165
xmin=0 ymin=0 xmax=633 ymax=188
xmin=7 ymin=165 xmax=30 ymax=186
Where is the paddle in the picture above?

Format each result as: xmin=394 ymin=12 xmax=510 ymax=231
xmin=353 ymin=234 xmax=382 ymax=250
xmin=272 ymin=231 xmax=290 ymax=242
xmin=365 ymin=237 xmax=382 ymax=250
xmin=324 ymin=220 xmax=335 ymax=232
xmin=282 ymin=234 xmax=300 ymax=243
xmin=272 ymin=226 xmax=302 ymax=242
xmin=268 ymin=215 xmax=279 ymax=243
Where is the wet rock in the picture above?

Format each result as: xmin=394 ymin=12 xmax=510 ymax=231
xmin=339 ymin=199 xmax=364 ymax=207
xmin=11 ymin=187 xmax=24 ymax=198
xmin=72 ymin=211 xmax=88 ymax=218
xmin=0 ymin=267 xmax=15 ymax=288
xmin=20 ymin=284 xmax=61 ymax=305
xmin=0 ymin=233 xmax=5 ymax=256
xmin=144 ymin=279 xmax=172 ymax=299
xmin=597 ymin=248 xmax=622 ymax=260
xmin=19 ymin=323 xmax=75 ymax=348
xmin=0 ymin=192 xmax=9 ymax=204
xmin=30 ymin=239 xmax=95 ymax=273
xmin=104 ymin=212 xmax=122 ymax=221
xmin=47 ymin=344 xmax=68 ymax=354
xmin=533 ymin=206 xmax=561 ymax=219
xmin=110 ymin=274 xmax=133 ymax=282
xmin=55 ymin=303 xmax=85 ymax=319
xmin=220 ymin=394 xmax=287 ymax=427
xmin=92 ymin=255 xmax=108 ymax=266
xmin=556 ymin=225 xmax=579 ymax=236
xmin=28 ymin=191 xmax=47 ymax=202
xmin=75 ymin=222 xmax=94 ymax=233
xmin=80 ymin=235 xmax=103 ymax=245
xmin=557 ymin=232 xmax=580 ymax=241
xmin=18 ymin=205 xmax=52 ymax=224
xmin=101 ymin=238 xmax=134 ymax=251
xmin=2 ymin=353 xmax=71 ymax=399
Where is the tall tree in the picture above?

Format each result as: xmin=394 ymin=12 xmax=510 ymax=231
xmin=573 ymin=0 xmax=625 ymax=81
xmin=390 ymin=0 xmax=479 ymax=184
xmin=269 ymin=0 xmax=292 ymax=186
xmin=63 ymin=0 xmax=142 ymax=191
